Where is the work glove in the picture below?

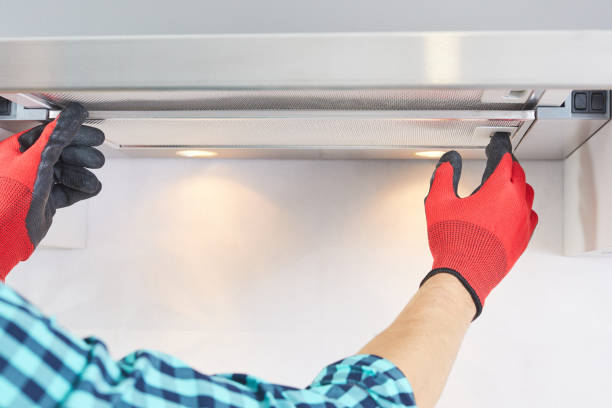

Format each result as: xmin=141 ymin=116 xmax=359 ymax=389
xmin=421 ymin=133 xmax=538 ymax=319
xmin=0 ymin=103 xmax=104 ymax=281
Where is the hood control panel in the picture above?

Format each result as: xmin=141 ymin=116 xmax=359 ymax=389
xmin=572 ymin=90 xmax=607 ymax=114
xmin=0 ymin=97 xmax=11 ymax=116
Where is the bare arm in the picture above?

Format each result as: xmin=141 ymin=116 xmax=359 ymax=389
xmin=359 ymin=133 xmax=538 ymax=407
xmin=360 ymin=274 xmax=474 ymax=408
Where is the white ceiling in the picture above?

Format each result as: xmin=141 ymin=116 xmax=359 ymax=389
xmin=1 ymin=0 xmax=611 ymax=36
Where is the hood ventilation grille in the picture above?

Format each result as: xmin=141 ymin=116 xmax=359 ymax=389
xmin=36 ymin=89 xmax=534 ymax=111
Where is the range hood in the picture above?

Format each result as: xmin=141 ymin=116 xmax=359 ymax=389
xmin=1 ymin=32 xmax=611 ymax=159
xmin=1 ymin=88 xmax=607 ymax=160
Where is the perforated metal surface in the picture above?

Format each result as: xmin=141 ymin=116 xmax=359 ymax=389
xmin=37 ymin=89 xmax=531 ymax=111
xmin=25 ymin=90 xmax=535 ymax=158
xmin=95 ymin=117 xmax=525 ymax=148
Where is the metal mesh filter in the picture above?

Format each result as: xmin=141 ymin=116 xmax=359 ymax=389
xmin=37 ymin=89 xmax=530 ymax=111
xmin=95 ymin=118 xmax=524 ymax=147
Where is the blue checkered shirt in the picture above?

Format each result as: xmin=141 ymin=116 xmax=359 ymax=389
xmin=0 ymin=283 xmax=416 ymax=407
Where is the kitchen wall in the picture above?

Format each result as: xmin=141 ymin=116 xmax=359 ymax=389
xmin=8 ymin=158 xmax=612 ymax=408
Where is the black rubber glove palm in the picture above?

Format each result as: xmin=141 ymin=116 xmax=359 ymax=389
xmin=17 ymin=104 xmax=105 ymax=215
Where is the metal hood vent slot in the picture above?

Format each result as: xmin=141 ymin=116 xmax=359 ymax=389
xmin=36 ymin=89 xmax=534 ymax=111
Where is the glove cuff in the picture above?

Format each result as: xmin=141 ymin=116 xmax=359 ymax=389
xmin=420 ymin=268 xmax=483 ymax=320
xmin=0 ymin=258 xmax=19 ymax=283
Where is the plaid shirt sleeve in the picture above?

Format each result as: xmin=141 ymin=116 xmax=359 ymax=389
xmin=0 ymin=283 xmax=417 ymax=408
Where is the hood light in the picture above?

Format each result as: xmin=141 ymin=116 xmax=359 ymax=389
xmin=176 ymin=150 xmax=218 ymax=158
xmin=415 ymin=150 xmax=445 ymax=158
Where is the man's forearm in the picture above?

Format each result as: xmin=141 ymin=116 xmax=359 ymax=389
xmin=359 ymin=274 xmax=475 ymax=408
xmin=364 ymin=134 xmax=537 ymax=406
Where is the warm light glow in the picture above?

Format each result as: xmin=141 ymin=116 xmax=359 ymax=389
xmin=415 ymin=151 xmax=445 ymax=158
xmin=176 ymin=150 xmax=218 ymax=158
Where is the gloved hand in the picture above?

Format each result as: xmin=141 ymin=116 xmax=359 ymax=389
xmin=0 ymin=103 xmax=104 ymax=281
xmin=421 ymin=133 xmax=538 ymax=319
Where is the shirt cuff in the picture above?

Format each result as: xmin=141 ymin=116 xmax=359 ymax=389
xmin=309 ymin=354 xmax=416 ymax=407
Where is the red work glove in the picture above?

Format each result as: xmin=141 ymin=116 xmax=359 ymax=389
xmin=421 ymin=133 xmax=538 ymax=319
xmin=0 ymin=103 xmax=105 ymax=281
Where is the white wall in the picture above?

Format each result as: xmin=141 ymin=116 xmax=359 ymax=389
xmin=8 ymin=158 xmax=612 ymax=407
xmin=564 ymin=120 xmax=612 ymax=255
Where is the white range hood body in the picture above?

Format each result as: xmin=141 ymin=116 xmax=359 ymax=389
xmin=0 ymin=32 xmax=611 ymax=159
